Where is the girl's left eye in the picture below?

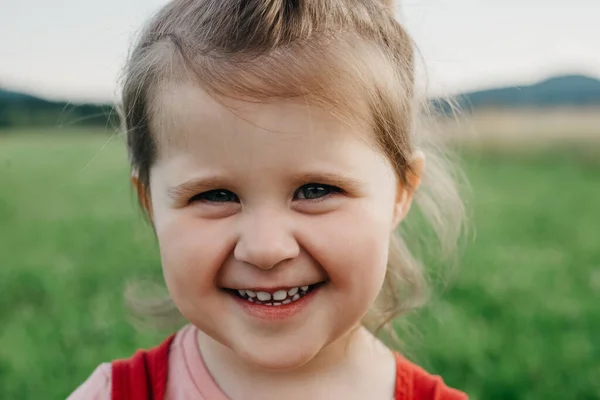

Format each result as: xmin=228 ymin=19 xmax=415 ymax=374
xmin=294 ymin=184 xmax=341 ymax=200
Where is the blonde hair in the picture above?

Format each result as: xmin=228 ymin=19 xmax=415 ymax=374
xmin=120 ymin=0 xmax=465 ymax=348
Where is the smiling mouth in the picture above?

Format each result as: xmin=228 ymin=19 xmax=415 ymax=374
xmin=224 ymin=282 xmax=326 ymax=306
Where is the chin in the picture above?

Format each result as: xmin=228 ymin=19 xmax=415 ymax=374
xmin=233 ymin=336 xmax=324 ymax=371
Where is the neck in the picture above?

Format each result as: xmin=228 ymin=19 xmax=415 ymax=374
xmin=196 ymin=326 xmax=396 ymax=399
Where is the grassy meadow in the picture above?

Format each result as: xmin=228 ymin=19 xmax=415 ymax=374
xmin=1 ymin=125 xmax=599 ymax=399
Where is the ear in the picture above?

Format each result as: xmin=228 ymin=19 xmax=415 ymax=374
xmin=131 ymin=173 xmax=154 ymax=220
xmin=392 ymin=150 xmax=425 ymax=228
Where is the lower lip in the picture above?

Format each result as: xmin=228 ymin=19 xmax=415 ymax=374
xmin=229 ymin=287 xmax=321 ymax=321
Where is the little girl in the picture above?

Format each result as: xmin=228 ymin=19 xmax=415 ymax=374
xmin=69 ymin=0 xmax=467 ymax=398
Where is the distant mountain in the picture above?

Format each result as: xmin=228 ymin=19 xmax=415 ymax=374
xmin=0 ymin=88 xmax=41 ymax=102
xmin=0 ymin=88 xmax=116 ymax=128
xmin=2 ymin=74 xmax=600 ymax=129
xmin=445 ymin=74 xmax=600 ymax=112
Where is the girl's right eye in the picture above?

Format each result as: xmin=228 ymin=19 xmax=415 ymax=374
xmin=190 ymin=189 xmax=239 ymax=203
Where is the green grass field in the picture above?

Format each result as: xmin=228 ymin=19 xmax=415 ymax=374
xmin=1 ymin=128 xmax=599 ymax=399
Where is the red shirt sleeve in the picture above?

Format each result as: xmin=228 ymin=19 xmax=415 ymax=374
xmin=111 ymin=334 xmax=175 ymax=400
xmin=394 ymin=353 xmax=468 ymax=400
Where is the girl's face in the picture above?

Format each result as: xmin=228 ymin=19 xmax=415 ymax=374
xmin=144 ymin=84 xmax=413 ymax=370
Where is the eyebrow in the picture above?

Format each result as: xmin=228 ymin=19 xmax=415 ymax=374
xmin=167 ymin=176 xmax=232 ymax=200
xmin=290 ymin=172 xmax=365 ymax=192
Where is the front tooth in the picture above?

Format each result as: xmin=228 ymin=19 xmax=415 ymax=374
xmin=246 ymin=290 xmax=256 ymax=298
xmin=238 ymin=289 xmax=246 ymax=297
xmin=282 ymin=299 xmax=291 ymax=304
xmin=256 ymin=291 xmax=272 ymax=301
xmin=288 ymin=287 xmax=299 ymax=296
xmin=301 ymin=286 xmax=309 ymax=292
xmin=273 ymin=290 xmax=287 ymax=301
xmin=273 ymin=302 xmax=282 ymax=306
xmin=292 ymin=294 xmax=300 ymax=301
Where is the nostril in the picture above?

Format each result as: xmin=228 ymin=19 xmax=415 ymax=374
xmin=233 ymin=237 xmax=300 ymax=270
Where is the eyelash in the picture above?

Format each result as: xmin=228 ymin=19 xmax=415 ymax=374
xmin=189 ymin=183 xmax=342 ymax=204
xmin=294 ymin=183 xmax=342 ymax=202
xmin=189 ymin=190 xmax=239 ymax=204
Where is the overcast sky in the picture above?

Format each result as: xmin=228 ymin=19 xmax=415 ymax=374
xmin=1 ymin=0 xmax=599 ymax=103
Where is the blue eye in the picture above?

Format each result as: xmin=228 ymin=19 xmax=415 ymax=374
xmin=191 ymin=190 xmax=239 ymax=203
xmin=295 ymin=184 xmax=340 ymax=200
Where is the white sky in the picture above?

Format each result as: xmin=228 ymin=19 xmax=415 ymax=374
xmin=1 ymin=0 xmax=599 ymax=103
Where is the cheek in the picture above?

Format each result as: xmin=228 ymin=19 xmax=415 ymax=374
xmin=339 ymin=212 xmax=390 ymax=290
xmin=153 ymin=211 xmax=233 ymax=302
xmin=302 ymin=198 xmax=394 ymax=299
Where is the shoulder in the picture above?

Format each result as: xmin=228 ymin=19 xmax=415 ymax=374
xmin=66 ymin=363 xmax=112 ymax=400
xmin=394 ymin=353 xmax=468 ymax=400
xmin=66 ymin=328 xmax=184 ymax=400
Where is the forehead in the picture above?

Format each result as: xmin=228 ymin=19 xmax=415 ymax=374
xmin=149 ymin=82 xmax=380 ymax=165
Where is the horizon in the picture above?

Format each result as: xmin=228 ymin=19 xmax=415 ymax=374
xmin=3 ymin=72 xmax=599 ymax=106
xmin=2 ymin=0 xmax=600 ymax=104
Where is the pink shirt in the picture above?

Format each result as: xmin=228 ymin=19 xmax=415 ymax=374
xmin=69 ymin=324 xmax=466 ymax=400
xmin=68 ymin=324 xmax=228 ymax=400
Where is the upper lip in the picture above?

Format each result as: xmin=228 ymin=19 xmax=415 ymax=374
xmin=224 ymin=282 xmax=325 ymax=292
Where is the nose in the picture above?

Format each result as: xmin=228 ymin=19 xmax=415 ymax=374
xmin=234 ymin=211 xmax=300 ymax=270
